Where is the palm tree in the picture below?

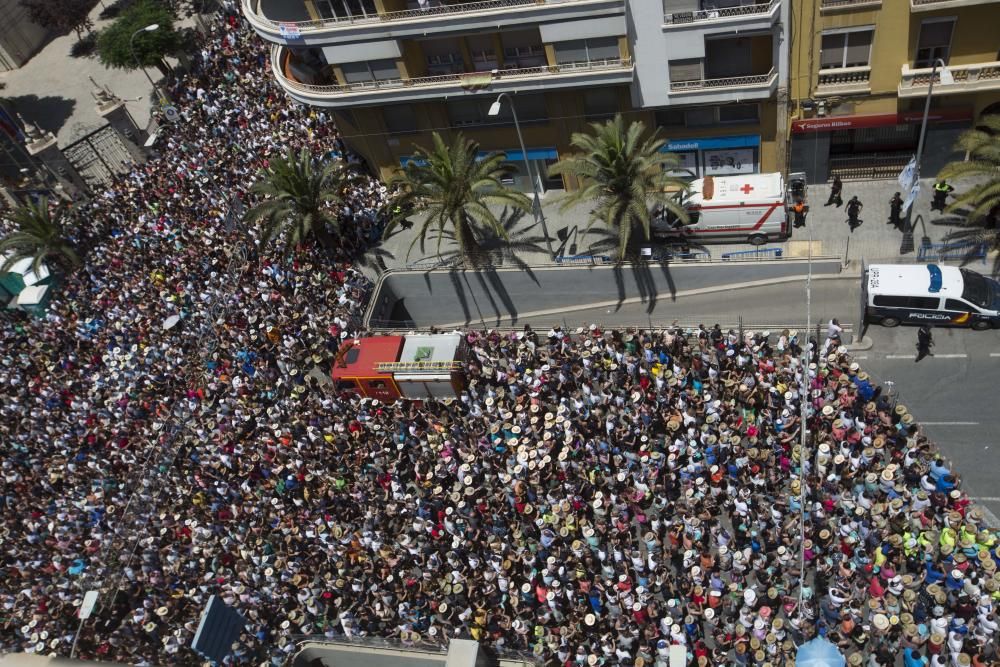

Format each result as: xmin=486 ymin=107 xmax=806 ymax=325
xmin=385 ymin=132 xmax=531 ymax=268
xmin=246 ymin=148 xmax=351 ymax=258
xmin=938 ymin=114 xmax=1000 ymax=273
xmin=548 ymin=114 xmax=690 ymax=262
xmin=0 ymin=197 xmax=81 ymax=274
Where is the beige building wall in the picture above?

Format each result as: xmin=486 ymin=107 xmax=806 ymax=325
xmin=0 ymin=0 xmax=50 ymax=71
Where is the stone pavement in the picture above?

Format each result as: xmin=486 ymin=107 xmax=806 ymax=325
xmin=0 ymin=3 xmax=203 ymax=145
xmin=372 ymin=176 xmax=984 ymax=273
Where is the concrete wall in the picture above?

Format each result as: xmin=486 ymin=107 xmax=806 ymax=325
xmin=0 ymin=0 xmax=51 ymax=71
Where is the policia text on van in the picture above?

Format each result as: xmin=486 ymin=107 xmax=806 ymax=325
xmin=863 ymin=264 xmax=1000 ymax=330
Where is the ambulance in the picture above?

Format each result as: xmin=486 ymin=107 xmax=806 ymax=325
xmin=652 ymin=172 xmax=793 ymax=246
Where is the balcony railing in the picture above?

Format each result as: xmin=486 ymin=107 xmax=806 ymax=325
xmin=898 ymin=61 xmax=1000 ymax=97
xmin=670 ymin=68 xmax=776 ymax=92
xmin=244 ymin=0 xmax=617 ymax=35
xmin=275 ymin=46 xmax=632 ymax=97
xmin=815 ymin=66 xmax=871 ymax=95
xmin=820 ymin=0 xmax=882 ymax=9
xmin=663 ymin=0 xmax=778 ymax=25
xmin=911 ymin=0 xmax=1000 ymax=9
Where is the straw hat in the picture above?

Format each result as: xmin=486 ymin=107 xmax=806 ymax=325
xmin=873 ymin=614 xmax=889 ymax=631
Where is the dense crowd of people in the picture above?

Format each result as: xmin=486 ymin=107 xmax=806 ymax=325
xmin=1 ymin=7 xmax=999 ymax=667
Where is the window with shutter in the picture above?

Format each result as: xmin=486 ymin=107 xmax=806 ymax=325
xmin=915 ymin=19 xmax=954 ymax=68
xmin=820 ymin=28 xmax=873 ymax=69
xmin=669 ymin=58 xmax=703 ymax=83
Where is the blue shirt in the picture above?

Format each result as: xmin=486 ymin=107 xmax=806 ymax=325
xmin=904 ymin=648 xmax=927 ymax=667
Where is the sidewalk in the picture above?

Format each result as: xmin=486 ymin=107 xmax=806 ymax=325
xmin=0 ymin=3 xmax=202 ymax=145
xmin=372 ymin=176 xmax=976 ymax=272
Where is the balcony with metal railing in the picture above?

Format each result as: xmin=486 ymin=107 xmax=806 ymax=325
xmin=910 ymin=0 xmax=1000 ymax=11
xmin=898 ymin=61 xmax=1000 ymax=97
xmin=271 ymin=45 xmax=634 ymax=107
xmin=814 ymin=66 xmax=871 ymax=96
xmin=662 ymin=0 xmax=779 ymax=29
xmin=244 ymin=0 xmax=625 ymax=44
xmin=668 ymin=67 xmax=777 ymax=103
xmin=820 ymin=0 xmax=882 ymax=11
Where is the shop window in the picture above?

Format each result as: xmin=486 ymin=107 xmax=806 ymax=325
xmin=820 ymin=28 xmax=873 ymax=70
xmin=554 ymin=37 xmax=620 ymax=65
xmin=383 ymin=105 xmax=417 ymax=134
xmin=915 ymin=18 xmax=954 ymax=68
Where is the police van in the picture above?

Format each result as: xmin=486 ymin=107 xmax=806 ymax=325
xmin=863 ymin=263 xmax=1000 ymax=330
xmin=651 ymin=173 xmax=792 ymax=246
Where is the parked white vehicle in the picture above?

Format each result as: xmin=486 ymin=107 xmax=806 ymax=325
xmin=652 ymin=172 xmax=793 ymax=246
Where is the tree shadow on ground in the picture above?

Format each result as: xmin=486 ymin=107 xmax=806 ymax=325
xmin=5 ymin=95 xmax=77 ymax=137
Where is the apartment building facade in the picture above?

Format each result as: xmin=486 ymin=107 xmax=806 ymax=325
xmin=789 ymin=0 xmax=1000 ymax=183
xmin=243 ymin=0 xmax=790 ymax=190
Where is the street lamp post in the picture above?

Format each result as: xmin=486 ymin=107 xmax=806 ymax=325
xmin=911 ymin=58 xmax=954 ymax=199
xmin=488 ymin=93 xmax=556 ymax=259
xmin=130 ymin=24 xmax=167 ymax=106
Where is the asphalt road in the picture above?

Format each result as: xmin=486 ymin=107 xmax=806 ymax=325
xmin=855 ymin=323 xmax=1000 ymax=527
xmin=369 ymin=259 xmax=843 ymax=328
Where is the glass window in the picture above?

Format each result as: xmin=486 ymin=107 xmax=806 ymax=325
xmin=718 ymin=103 xmax=759 ymax=123
xmin=915 ymin=19 xmax=954 ymax=68
xmin=873 ymin=295 xmax=908 ymax=308
xmin=554 ymin=40 xmax=589 ymax=65
xmin=820 ymin=29 xmax=873 ymax=69
xmin=585 ymin=37 xmax=621 ymax=62
xmin=341 ymin=61 xmax=373 ymax=83
xmin=383 ymin=105 xmax=417 ymax=134
xmin=910 ymin=297 xmax=941 ymax=310
xmin=446 ymin=100 xmax=484 ymax=126
xmin=370 ymin=59 xmax=400 ymax=80
xmin=944 ymin=298 xmax=973 ymax=312
xmin=554 ymin=37 xmax=620 ymax=65
xmin=960 ymin=268 xmax=991 ymax=308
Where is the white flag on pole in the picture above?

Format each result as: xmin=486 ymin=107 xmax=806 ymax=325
xmin=902 ymin=181 xmax=921 ymax=214
xmin=898 ymin=156 xmax=917 ymax=191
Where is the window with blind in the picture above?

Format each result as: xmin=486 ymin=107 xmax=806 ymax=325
xmin=553 ymin=37 xmax=620 ymax=65
xmin=669 ymin=58 xmax=703 ymax=83
xmin=820 ymin=28 xmax=873 ymax=70
xmin=915 ymin=19 xmax=954 ymax=68
xmin=584 ymin=88 xmax=620 ymax=119
xmin=501 ymin=30 xmax=546 ymax=69
xmin=340 ymin=59 xmax=400 ymax=83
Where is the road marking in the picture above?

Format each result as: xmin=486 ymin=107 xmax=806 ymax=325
xmin=991 ymin=353 xmax=1000 ymax=358
xmin=973 ymin=497 xmax=1000 ymax=502
xmin=884 ymin=353 xmax=967 ymax=359
xmin=854 ymin=355 xmax=868 ymax=359
xmin=918 ymin=421 xmax=980 ymax=426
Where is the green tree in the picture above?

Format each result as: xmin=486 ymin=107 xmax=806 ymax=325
xmin=938 ymin=114 xmax=1000 ymax=273
xmin=385 ymin=132 xmax=531 ymax=268
xmin=245 ymin=148 xmax=351 ymax=258
xmin=0 ymin=198 xmax=81 ymax=275
xmin=21 ymin=0 xmax=95 ymax=40
xmin=548 ymin=114 xmax=690 ymax=262
xmin=96 ymin=0 xmax=182 ymax=74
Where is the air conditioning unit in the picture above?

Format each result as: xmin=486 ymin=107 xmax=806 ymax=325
xmin=816 ymin=101 xmax=827 ymax=117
